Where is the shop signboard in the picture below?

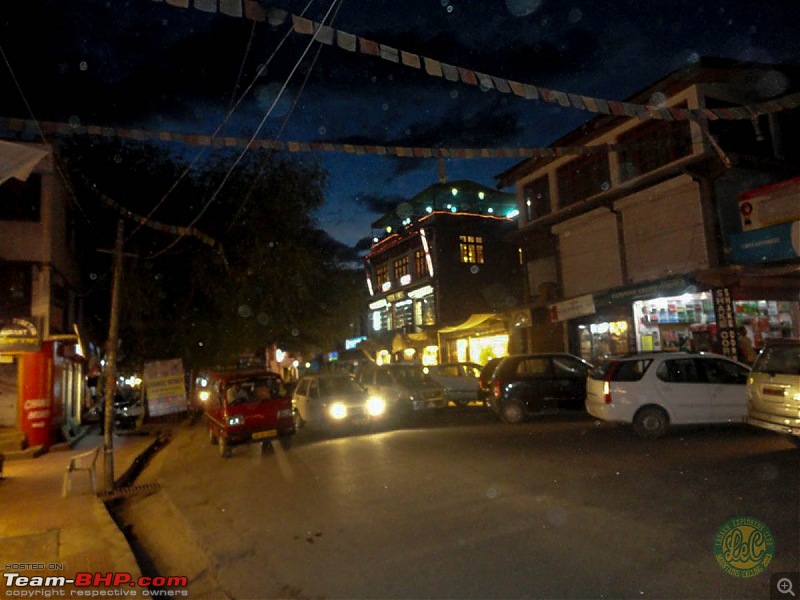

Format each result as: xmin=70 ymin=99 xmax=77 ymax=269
xmin=550 ymin=295 xmax=596 ymax=323
xmin=729 ymin=220 xmax=800 ymax=265
xmin=143 ymin=358 xmax=188 ymax=417
xmin=738 ymin=176 xmax=800 ymax=232
xmin=0 ymin=317 xmax=42 ymax=354
xmin=606 ymin=277 xmax=691 ymax=304
xmin=712 ymin=288 xmax=737 ymax=361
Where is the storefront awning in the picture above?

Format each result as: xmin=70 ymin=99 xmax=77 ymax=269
xmin=391 ymin=332 xmax=434 ymax=353
xmin=438 ymin=313 xmax=503 ymax=335
xmin=0 ymin=141 xmax=48 ymax=186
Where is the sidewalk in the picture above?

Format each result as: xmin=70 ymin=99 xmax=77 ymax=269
xmin=0 ymin=425 xmax=164 ymax=592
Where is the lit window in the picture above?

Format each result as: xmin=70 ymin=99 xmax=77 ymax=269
xmin=459 ymin=235 xmax=484 ymax=264
xmin=393 ymin=256 xmax=409 ymax=279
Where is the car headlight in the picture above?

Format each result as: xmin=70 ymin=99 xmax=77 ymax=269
xmin=367 ymin=396 xmax=386 ymax=416
xmin=329 ymin=403 xmax=348 ymax=420
xmin=278 ymin=408 xmax=293 ymax=419
xmin=198 ymin=390 xmax=210 ymax=402
xmin=227 ymin=415 xmax=244 ymax=426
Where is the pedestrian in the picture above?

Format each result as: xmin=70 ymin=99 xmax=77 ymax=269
xmin=737 ymin=326 xmax=757 ymax=365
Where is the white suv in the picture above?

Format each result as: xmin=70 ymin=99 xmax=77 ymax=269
xmin=586 ymin=352 xmax=750 ymax=438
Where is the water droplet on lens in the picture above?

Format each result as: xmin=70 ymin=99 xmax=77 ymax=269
xmin=449 ymin=90 xmax=458 ymax=99
xmin=79 ymin=61 xmax=88 ymax=71
xmin=486 ymin=487 xmax=498 ymax=499
xmin=238 ymin=305 xmax=253 ymax=318
xmin=292 ymin=328 xmax=300 ymax=336
xmin=68 ymin=115 xmax=81 ymax=127
xmin=382 ymin=103 xmax=389 ymax=111
xmin=318 ymin=126 xmax=327 ymax=135
xmin=568 ymin=8 xmax=582 ymax=23
xmin=470 ymin=265 xmax=480 ymax=274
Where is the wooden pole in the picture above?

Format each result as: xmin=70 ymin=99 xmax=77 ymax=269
xmin=103 ymin=220 xmax=124 ymax=492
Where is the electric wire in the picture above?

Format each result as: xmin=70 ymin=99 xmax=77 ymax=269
xmin=226 ymin=0 xmax=346 ymax=232
xmin=147 ymin=0 xmax=342 ymax=259
xmin=126 ymin=0 xmax=319 ymax=245
xmin=0 ymin=43 xmax=102 ymax=240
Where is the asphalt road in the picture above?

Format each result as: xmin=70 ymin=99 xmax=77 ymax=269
xmin=118 ymin=407 xmax=800 ymax=599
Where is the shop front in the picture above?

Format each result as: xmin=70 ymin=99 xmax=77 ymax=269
xmin=0 ymin=317 xmax=87 ymax=449
xmin=560 ymin=276 xmax=800 ymax=364
xmin=437 ymin=313 xmax=509 ymax=365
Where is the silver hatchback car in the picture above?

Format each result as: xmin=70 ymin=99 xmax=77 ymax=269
xmin=746 ymin=339 xmax=800 ymax=443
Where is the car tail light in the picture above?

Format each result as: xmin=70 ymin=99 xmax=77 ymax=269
xmin=492 ymin=380 xmax=502 ymax=399
xmin=603 ymin=362 xmax=620 ymax=405
xmin=603 ymin=381 xmax=611 ymax=404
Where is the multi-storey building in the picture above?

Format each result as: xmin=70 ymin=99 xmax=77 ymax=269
xmin=0 ymin=140 xmax=88 ymax=449
xmin=496 ymin=58 xmax=800 ymax=364
xmin=363 ymin=180 xmax=525 ymax=365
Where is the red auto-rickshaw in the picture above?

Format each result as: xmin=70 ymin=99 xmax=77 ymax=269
xmin=203 ymin=369 xmax=295 ymax=458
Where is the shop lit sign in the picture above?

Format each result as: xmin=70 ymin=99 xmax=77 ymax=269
xmin=381 ymin=281 xmax=392 ymax=292
xmin=345 ymin=336 xmax=367 ymax=350
xmin=408 ymin=285 xmax=434 ymax=299
xmin=400 ymin=274 xmax=412 ymax=286
xmin=369 ymin=299 xmax=388 ymax=310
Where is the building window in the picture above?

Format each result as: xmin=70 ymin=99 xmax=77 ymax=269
xmin=393 ymin=256 xmax=409 ymax=280
xmin=0 ymin=263 xmax=32 ymax=319
xmin=556 ymin=153 xmax=611 ymax=208
xmin=393 ymin=300 xmax=413 ymax=330
xmin=617 ymin=115 xmax=692 ymax=181
xmin=414 ymin=250 xmax=426 ymax=278
xmin=459 ymin=235 xmax=484 ymax=264
xmin=375 ymin=264 xmax=389 ymax=286
xmin=523 ymin=176 xmax=550 ymax=222
xmin=0 ymin=174 xmax=41 ymax=221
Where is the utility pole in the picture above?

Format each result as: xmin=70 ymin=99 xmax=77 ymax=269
xmin=103 ymin=220 xmax=124 ymax=492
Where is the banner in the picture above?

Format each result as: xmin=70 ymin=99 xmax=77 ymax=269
xmin=143 ymin=358 xmax=188 ymax=416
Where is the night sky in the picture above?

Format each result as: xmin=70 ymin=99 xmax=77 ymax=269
xmin=1 ymin=0 xmax=799 ymax=250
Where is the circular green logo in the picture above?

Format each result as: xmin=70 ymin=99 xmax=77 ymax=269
xmin=714 ymin=516 xmax=775 ymax=578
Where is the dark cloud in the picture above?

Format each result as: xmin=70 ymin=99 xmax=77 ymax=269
xmin=355 ymin=193 xmax=407 ymax=215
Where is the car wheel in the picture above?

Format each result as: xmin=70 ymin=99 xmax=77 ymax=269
xmin=633 ymin=406 xmax=668 ymax=438
xmin=278 ymin=436 xmax=292 ymax=450
xmin=219 ymin=437 xmax=231 ymax=458
xmin=208 ymin=428 xmax=217 ymax=445
xmin=293 ymin=408 xmax=304 ymax=430
xmin=500 ymin=400 xmax=525 ymax=425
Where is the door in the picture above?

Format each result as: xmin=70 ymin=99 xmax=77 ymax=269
xmin=511 ymin=357 xmax=552 ymax=411
xmin=699 ymin=358 xmax=749 ymax=422
xmin=652 ymin=358 xmax=712 ymax=423
xmin=551 ymin=355 xmax=591 ymax=408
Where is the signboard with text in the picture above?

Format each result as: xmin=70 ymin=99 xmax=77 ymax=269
xmin=0 ymin=317 xmax=42 ymax=354
xmin=143 ymin=358 xmax=188 ymax=417
xmin=712 ymin=288 xmax=738 ymax=360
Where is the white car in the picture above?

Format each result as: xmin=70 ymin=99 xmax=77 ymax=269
xmin=424 ymin=362 xmax=483 ymax=406
xmin=586 ymin=351 xmax=750 ymax=438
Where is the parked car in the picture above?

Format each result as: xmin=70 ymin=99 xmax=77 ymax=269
xmin=745 ymin=338 xmax=800 ymax=443
xmin=424 ymin=362 xmax=482 ymax=406
xmin=292 ymin=373 xmax=387 ymax=430
xmin=202 ymin=369 xmax=295 ymax=457
xmin=487 ymin=353 xmax=593 ymax=424
xmin=586 ymin=351 xmax=750 ymax=438
xmin=478 ymin=357 xmax=504 ymax=404
xmin=354 ymin=363 xmax=446 ymax=416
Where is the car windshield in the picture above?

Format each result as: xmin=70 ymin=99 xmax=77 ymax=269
xmin=318 ymin=377 xmax=364 ymax=395
xmin=752 ymin=344 xmax=800 ymax=375
xmin=390 ymin=366 xmax=428 ymax=383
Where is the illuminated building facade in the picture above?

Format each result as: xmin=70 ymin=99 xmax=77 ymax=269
xmin=364 ymin=181 xmax=525 ymax=365
xmin=496 ymin=58 xmax=800 ymax=364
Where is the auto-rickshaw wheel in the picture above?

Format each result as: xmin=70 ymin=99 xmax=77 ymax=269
xmin=260 ymin=440 xmax=273 ymax=453
xmin=278 ymin=436 xmax=292 ymax=450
